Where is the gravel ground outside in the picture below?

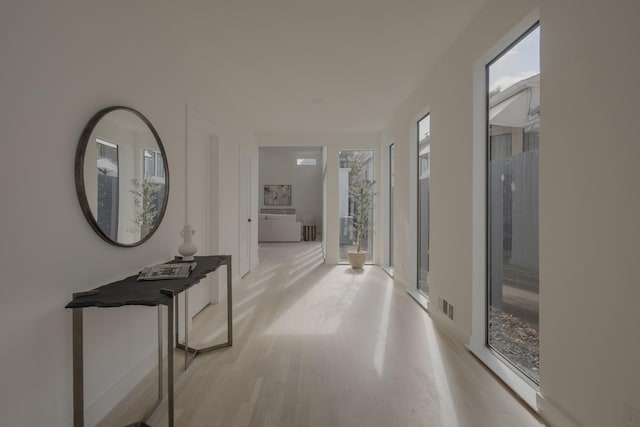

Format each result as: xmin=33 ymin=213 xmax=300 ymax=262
xmin=488 ymin=306 xmax=539 ymax=382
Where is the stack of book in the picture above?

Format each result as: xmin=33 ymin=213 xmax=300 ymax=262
xmin=137 ymin=262 xmax=197 ymax=281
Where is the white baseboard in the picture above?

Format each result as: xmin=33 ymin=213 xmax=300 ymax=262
xmin=429 ymin=308 xmax=471 ymax=346
xmin=537 ymin=393 xmax=579 ymax=427
xmin=407 ymin=288 xmax=429 ymax=311
xmin=406 ymin=288 xmax=470 ymax=346
xmin=467 ymin=342 xmax=539 ymax=411
xmin=84 ymin=347 xmax=159 ymax=427
xmin=393 ymin=275 xmax=408 ymax=290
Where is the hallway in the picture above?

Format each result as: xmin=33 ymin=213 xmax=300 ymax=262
xmin=100 ymin=242 xmax=544 ymax=426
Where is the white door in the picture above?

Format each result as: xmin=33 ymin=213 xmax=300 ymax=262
xmin=238 ymin=151 xmax=252 ymax=277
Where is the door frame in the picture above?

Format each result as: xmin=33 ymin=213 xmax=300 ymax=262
xmin=238 ymin=149 xmax=253 ymax=277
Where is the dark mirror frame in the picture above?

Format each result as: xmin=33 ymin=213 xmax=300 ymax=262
xmin=74 ymin=106 xmax=170 ymax=247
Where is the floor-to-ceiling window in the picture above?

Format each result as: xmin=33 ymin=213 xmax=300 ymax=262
xmin=96 ymin=138 xmax=119 ymax=241
xmin=487 ymin=23 xmax=540 ymax=383
xmin=388 ymin=143 xmax=395 ymax=273
xmin=417 ymin=114 xmax=430 ymax=296
xmin=339 ymin=150 xmax=374 ymax=263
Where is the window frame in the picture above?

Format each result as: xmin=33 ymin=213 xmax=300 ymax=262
xmin=468 ymin=10 xmax=541 ymax=411
xmin=417 ymin=113 xmax=431 ymax=297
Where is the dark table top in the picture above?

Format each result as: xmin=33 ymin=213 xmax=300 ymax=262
xmin=66 ymin=255 xmax=228 ymax=309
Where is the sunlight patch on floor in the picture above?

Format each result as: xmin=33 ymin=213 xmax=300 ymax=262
xmin=281 ymin=257 xmax=325 ymax=291
xmin=264 ymin=266 xmax=365 ymax=336
xmin=192 ymin=305 xmax=253 ymax=345
xmin=424 ymin=316 xmax=460 ymax=426
xmin=372 ymin=278 xmax=393 ymax=379
xmin=244 ymin=271 xmax=277 ymax=291
xmin=234 ymin=285 xmax=268 ymax=311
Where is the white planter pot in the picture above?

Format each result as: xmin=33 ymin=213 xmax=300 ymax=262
xmin=347 ymin=251 xmax=367 ymax=269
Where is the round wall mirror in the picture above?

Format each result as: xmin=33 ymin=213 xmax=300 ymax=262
xmin=75 ymin=106 xmax=169 ymax=246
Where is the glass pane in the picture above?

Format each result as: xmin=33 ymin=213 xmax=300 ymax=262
xmin=418 ymin=114 xmax=431 ymax=142
xmin=487 ymin=24 xmax=540 ymax=383
xmin=418 ymin=114 xmax=430 ymax=295
xmin=143 ymin=149 xmax=154 ymax=179
xmin=297 ymin=158 xmax=317 ymax=165
xmin=339 ymin=150 xmax=374 ymax=263
xmin=95 ymin=139 xmax=119 ymax=241
xmin=155 ymin=152 xmax=165 ymax=178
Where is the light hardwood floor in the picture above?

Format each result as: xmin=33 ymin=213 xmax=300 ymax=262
xmin=98 ymin=242 xmax=545 ymax=427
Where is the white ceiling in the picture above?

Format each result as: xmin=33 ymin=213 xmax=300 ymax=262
xmin=191 ymin=0 xmax=486 ymax=132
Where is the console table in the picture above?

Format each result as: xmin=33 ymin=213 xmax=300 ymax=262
xmin=65 ymin=255 xmax=232 ymax=427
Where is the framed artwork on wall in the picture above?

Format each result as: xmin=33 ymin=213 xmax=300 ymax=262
xmin=264 ymin=184 xmax=292 ymax=205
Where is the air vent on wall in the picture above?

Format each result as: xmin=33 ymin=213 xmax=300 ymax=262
xmin=441 ymin=298 xmax=454 ymax=322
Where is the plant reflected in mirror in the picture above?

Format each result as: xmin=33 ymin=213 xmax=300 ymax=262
xmin=75 ymin=106 xmax=169 ymax=246
xmin=128 ymin=177 xmax=165 ymax=237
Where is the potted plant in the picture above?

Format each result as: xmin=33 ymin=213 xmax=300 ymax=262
xmin=344 ymin=153 xmax=376 ymax=269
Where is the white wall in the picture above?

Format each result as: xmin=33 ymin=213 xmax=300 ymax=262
xmin=537 ymin=1 xmax=640 ymax=425
xmin=384 ymin=0 xmax=640 ymax=426
xmin=259 ymin=147 xmax=323 ymax=233
xmin=383 ymin=0 xmax=540 ymax=338
xmin=0 ymin=2 xmax=255 ymax=426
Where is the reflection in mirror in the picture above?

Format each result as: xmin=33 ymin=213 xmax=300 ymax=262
xmin=76 ymin=106 xmax=169 ymax=246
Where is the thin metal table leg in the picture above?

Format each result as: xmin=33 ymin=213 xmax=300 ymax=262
xmin=167 ymin=301 xmax=174 ymax=427
xmin=184 ymin=289 xmax=189 ymax=370
xmin=176 ymin=289 xmax=197 ymax=370
xmin=226 ymin=256 xmax=233 ymax=346
xmin=72 ymin=308 xmax=84 ymax=427
xmin=158 ymin=306 xmax=163 ymax=400
xmin=173 ymin=256 xmax=233 ymax=364
xmin=140 ymin=306 xmax=165 ymax=424
xmin=174 ymin=295 xmax=179 ymax=347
